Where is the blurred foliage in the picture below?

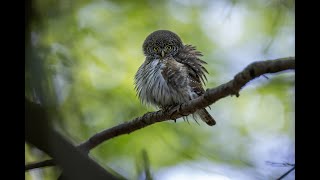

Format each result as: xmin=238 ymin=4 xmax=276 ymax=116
xmin=25 ymin=0 xmax=294 ymax=179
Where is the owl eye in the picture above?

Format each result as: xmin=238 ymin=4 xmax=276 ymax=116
xmin=153 ymin=47 xmax=159 ymax=52
xmin=165 ymin=45 xmax=172 ymax=50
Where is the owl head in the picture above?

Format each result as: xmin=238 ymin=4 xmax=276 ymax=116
xmin=143 ymin=30 xmax=184 ymax=58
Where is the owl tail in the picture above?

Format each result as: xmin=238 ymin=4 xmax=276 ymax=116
xmin=196 ymin=109 xmax=216 ymax=126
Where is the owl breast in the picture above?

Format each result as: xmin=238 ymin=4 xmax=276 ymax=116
xmin=135 ymin=58 xmax=190 ymax=108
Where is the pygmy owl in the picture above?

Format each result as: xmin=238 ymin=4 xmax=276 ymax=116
xmin=134 ymin=30 xmax=216 ymax=126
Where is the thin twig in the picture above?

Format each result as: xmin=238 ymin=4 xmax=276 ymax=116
xmin=277 ymin=166 xmax=295 ymax=180
xmin=25 ymin=57 xmax=295 ymax=171
xmin=266 ymin=161 xmax=295 ymax=167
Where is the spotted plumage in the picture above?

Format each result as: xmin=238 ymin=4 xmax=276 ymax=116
xmin=134 ymin=30 xmax=216 ymax=126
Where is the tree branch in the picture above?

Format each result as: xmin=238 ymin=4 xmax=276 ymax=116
xmin=277 ymin=165 xmax=295 ymax=180
xmin=25 ymin=159 xmax=56 ymax=171
xmin=25 ymin=57 xmax=295 ymax=171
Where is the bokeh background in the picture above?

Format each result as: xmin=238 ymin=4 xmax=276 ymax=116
xmin=25 ymin=0 xmax=295 ymax=179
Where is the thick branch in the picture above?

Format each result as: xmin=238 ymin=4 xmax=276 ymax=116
xmin=25 ymin=57 xmax=295 ymax=171
xmin=25 ymin=159 xmax=56 ymax=171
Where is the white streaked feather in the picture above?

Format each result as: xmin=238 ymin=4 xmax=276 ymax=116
xmin=134 ymin=59 xmax=191 ymax=108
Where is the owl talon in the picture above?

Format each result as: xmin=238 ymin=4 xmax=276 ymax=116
xmin=228 ymin=86 xmax=240 ymax=97
xmin=164 ymin=104 xmax=179 ymax=114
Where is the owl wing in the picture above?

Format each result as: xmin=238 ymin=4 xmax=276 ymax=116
xmin=188 ymin=74 xmax=205 ymax=98
xmin=175 ymin=46 xmax=215 ymax=122
xmin=175 ymin=44 xmax=209 ymax=86
xmin=161 ymin=56 xmax=190 ymax=91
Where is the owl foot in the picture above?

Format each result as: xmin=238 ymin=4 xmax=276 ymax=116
xmin=163 ymin=104 xmax=181 ymax=120
xmin=163 ymin=104 xmax=178 ymax=112
xmin=229 ymin=88 xmax=240 ymax=97
xmin=163 ymin=104 xmax=191 ymax=123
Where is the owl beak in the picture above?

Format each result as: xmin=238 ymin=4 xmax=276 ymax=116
xmin=161 ymin=50 xmax=165 ymax=57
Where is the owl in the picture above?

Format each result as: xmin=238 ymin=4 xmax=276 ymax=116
xmin=134 ymin=30 xmax=216 ymax=126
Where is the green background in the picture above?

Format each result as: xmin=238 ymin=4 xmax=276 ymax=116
xmin=25 ymin=0 xmax=295 ymax=179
